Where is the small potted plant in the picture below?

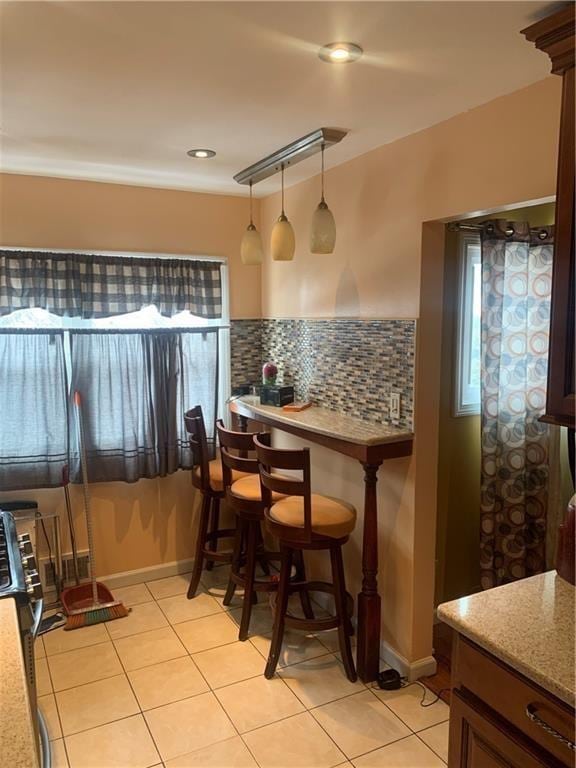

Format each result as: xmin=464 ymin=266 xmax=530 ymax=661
xmin=262 ymin=361 xmax=278 ymax=386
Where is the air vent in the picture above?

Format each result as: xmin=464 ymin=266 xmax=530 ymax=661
xmin=42 ymin=552 xmax=90 ymax=589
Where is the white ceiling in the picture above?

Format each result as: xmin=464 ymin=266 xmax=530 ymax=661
xmin=0 ymin=1 xmax=554 ymax=197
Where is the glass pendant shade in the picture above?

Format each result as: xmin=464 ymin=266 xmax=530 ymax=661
xmin=271 ymin=165 xmax=295 ymax=261
xmin=310 ymin=200 xmax=336 ymax=253
xmin=241 ymin=223 xmax=264 ymax=265
xmin=271 ymin=214 xmax=295 ymax=261
xmin=310 ymin=143 xmax=336 ymax=254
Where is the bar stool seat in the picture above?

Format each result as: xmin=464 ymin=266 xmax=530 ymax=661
xmin=230 ymin=473 xmax=288 ymax=502
xmin=194 ymin=459 xmax=249 ymax=493
xmin=269 ymin=494 xmax=356 ymax=540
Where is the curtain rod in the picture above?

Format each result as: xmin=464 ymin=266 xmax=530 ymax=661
xmin=448 ymin=222 xmax=552 ymax=239
xmin=0 ymin=326 xmax=228 ymax=334
xmin=0 ymin=246 xmax=226 ymax=264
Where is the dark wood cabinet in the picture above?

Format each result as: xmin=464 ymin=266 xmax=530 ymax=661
xmin=523 ymin=7 xmax=575 ymax=428
xmin=448 ymin=634 xmax=575 ymax=768
xmin=450 ymin=691 xmax=559 ymax=768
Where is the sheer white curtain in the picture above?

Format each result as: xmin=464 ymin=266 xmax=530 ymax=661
xmin=0 ymin=331 xmax=68 ymax=490
xmin=69 ymin=330 xmax=219 ymax=483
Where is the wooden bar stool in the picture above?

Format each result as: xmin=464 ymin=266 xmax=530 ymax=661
xmin=217 ymin=421 xmax=314 ymax=641
xmin=254 ymin=434 xmax=357 ymax=682
xmin=185 ymin=406 xmax=244 ymax=599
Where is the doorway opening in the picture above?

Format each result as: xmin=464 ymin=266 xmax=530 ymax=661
xmin=431 ymin=200 xmax=574 ymax=679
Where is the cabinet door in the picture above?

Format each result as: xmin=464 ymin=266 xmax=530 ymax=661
xmin=449 ymin=691 xmax=562 ymax=768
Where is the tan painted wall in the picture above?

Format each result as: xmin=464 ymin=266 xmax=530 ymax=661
xmin=0 ymin=173 xmax=261 ymax=320
xmin=259 ymin=77 xmax=561 ymax=664
xmin=0 ymin=173 xmax=261 ymax=576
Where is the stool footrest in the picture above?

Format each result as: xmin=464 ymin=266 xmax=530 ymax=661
xmin=200 ymin=548 xmax=233 ymax=564
xmin=284 ymin=613 xmax=339 ymax=632
xmin=228 ymin=570 xmax=280 ymax=593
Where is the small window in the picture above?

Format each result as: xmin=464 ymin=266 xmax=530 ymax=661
xmin=454 ymin=233 xmax=481 ymax=416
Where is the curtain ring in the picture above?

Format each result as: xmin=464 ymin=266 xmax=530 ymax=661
xmin=538 ymin=229 xmax=548 ymax=240
xmin=505 ymin=225 xmax=515 ymax=237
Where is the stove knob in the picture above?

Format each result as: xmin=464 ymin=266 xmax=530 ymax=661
xmin=26 ymin=581 xmax=43 ymax=600
xmin=18 ymin=534 xmax=34 ymax=556
xmin=22 ymin=554 xmax=37 ymax=571
xmin=25 ymin=573 xmax=42 ymax=599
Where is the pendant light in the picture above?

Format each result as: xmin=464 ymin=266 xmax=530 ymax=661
xmin=271 ymin=164 xmax=295 ymax=261
xmin=310 ymin=144 xmax=336 ymax=254
xmin=240 ymin=181 xmax=264 ymax=265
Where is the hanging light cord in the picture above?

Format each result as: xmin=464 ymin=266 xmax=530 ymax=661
xmin=321 ymin=144 xmax=325 ymax=203
xmin=249 ymin=180 xmax=254 ymax=226
xmin=281 ymin=164 xmax=285 ymax=216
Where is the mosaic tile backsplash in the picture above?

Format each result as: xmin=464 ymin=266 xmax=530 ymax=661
xmin=230 ymin=318 xmax=415 ymax=429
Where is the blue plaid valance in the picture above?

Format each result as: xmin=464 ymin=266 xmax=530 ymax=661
xmin=0 ymin=251 xmax=222 ymax=319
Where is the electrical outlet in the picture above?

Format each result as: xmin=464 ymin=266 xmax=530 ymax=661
xmin=389 ymin=392 xmax=401 ymax=420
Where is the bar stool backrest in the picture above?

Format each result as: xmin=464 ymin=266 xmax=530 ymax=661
xmin=253 ymin=435 xmax=313 ymax=542
xmin=216 ymin=419 xmax=262 ymax=492
xmin=184 ymin=406 xmax=211 ymax=493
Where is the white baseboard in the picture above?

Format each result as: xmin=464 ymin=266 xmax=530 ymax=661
xmin=101 ymin=558 xmax=194 ymax=590
xmin=294 ymin=581 xmax=437 ymax=682
xmin=380 ymin=638 xmax=437 ymax=681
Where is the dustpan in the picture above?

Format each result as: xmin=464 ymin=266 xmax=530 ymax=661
xmin=62 ymin=582 xmax=119 ymax=614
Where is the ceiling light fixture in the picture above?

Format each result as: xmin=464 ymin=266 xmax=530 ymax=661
xmin=318 ymin=42 xmax=363 ymax=64
xmin=186 ymin=149 xmax=216 ymax=158
xmin=310 ymin=144 xmax=336 ymax=254
xmin=270 ymin=165 xmax=295 ymax=262
xmin=234 ymin=129 xmax=347 ymax=266
xmin=240 ymin=180 xmax=264 ymax=266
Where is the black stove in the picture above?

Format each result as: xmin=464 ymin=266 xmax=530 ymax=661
xmin=0 ymin=513 xmax=11 ymax=589
xmin=0 ymin=510 xmax=42 ymax=603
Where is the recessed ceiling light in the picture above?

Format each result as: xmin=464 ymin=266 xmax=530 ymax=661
xmin=187 ymin=149 xmax=216 ymax=158
xmin=318 ymin=42 xmax=363 ymax=64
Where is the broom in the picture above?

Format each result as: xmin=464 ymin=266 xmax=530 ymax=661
xmin=61 ymin=391 xmax=129 ymax=629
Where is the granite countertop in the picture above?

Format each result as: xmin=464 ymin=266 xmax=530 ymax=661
xmin=0 ymin=598 xmax=39 ymax=768
xmin=438 ymin=571 xmax=575 ymax=707
xmin=232 ymin=396 xmax=414 ymax=446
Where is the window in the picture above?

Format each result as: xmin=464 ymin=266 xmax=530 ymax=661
xmin=0 ymin=249 xmax=229 ymax=489
xmin=454 ymin=234 xmax=481 ymax=416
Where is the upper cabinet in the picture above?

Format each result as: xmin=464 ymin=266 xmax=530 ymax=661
xmin=523 ymin=6 xmax=575 ymax=429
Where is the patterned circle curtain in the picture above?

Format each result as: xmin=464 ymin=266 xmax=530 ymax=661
xmin=480 ymin=220 xmax=553 ymax=589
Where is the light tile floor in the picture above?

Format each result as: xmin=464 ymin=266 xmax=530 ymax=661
xmin=39 ymin=567 xmax=449 ymax=768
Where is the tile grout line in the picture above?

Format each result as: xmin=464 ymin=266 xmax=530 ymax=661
xmin=109 ymin=613 xmax=167 ymax=767
xmin=413 ymin=727 xmax=449 ymax=765
xmin=151 ymin=588 xmax=340 ymax=768
xmin=130 ymin=588 xmax=247 ymax=766
xmin=364 ymin=683 xmax=449 ymax=734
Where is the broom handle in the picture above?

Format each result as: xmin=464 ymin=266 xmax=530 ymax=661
xmin=74 ymin=391 xmax=99 ymax=606
xmin=62 ymin=466 xmax=80 ymax=586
